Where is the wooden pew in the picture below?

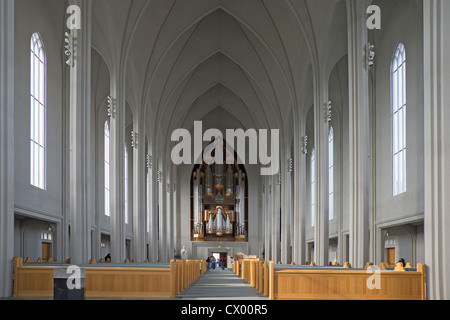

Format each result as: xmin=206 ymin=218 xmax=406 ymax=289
xmin=266 ymin=261 xmax=426 ymax=300
xmin=13 ymin=257 xmax=204 ymax=299
xmin=238 ymin=259 xmax=426 ymax=300
xmin=237 ymin=258 xmax=262 ymax=285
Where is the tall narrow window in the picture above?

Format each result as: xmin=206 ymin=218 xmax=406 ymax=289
xmin=124 ymin=146 xmax=129 ymax=224
xmin=104 ymin=121 xmax=111 ymax=216
xmin=328 ymin=127 xmax=334 ymax=220
xmin=30 ymin=33 xmax=46 ymax=190
xmin=392 ymin=43 xmax=407 ymax=196
xmin=310 ymin=148 xmax=316 ymax=227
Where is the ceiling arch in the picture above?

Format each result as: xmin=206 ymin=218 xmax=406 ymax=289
xmin=123 ymin=2 xmax=315 ymax=134
xmin=142 ymin=8 xmax=291 ymax=135
xmin=91 ymin=0 xmax=349 ymax=159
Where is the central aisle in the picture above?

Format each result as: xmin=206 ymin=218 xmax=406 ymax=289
xmin=176 ymin=268 xmax=268 ymax=300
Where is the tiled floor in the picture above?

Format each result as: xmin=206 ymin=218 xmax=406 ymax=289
xmin=175 ymin=268 xmax=268 ymax=300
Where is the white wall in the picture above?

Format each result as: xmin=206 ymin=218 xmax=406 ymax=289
xmin=14 ymin=0 xmax=66 ymax=220
xmin=373 ymin=0 xmax=424 ymax=224
xmin=13 ymin=0 xmax=67 ymax=263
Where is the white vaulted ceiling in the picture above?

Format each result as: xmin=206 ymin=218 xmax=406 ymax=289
xmin=91 ymin=0 xmax=348 ymax=152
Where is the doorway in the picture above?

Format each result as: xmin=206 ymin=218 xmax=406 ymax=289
xmin=212 ymin=252 xmax=228 ymax=269
xmin=344 ymin=234 xmax=349 ymax=264
xmin=307 ymin=242 xmax=314 ymax=264
xmin=42 ymin=242 xmax=52 ymax=262
xmin=386 ymin=248 xmax=396 ymax=266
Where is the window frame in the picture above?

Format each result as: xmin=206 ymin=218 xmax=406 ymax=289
xmin=391 ymin=43 xmax=407 ymax=196
xmin=30 ymin=32 xmax=47 ymax=190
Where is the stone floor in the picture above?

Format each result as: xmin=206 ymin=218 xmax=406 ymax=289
xmin=176 ymin=268 xmax=268 ymax=300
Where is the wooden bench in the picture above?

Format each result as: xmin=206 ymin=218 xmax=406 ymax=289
xmin=237 ymin=259 xmax=426 ymax=300
xmin=13 ymin=257 xmax=206 ymax=299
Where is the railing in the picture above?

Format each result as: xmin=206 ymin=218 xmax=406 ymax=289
xmin=13 ymin=257 xmax=205 ymax=299
xmin=235 ymin=259 xmax=426 ymax=300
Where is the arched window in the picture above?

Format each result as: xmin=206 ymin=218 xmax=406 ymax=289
xmin=104 ymin=120 xmax=110 ymax=216
xmin=30 ymin=33 xmax=46 ymax=189
xmin=310 ymin=148 xmax=316 ymax=227
xmin=391 ymin=43 xmax=407 ymax=196
xmin=124 ymin=146 xmax=129 ymax=224
xmin=328 ymin=127 xmax=334 ymax=220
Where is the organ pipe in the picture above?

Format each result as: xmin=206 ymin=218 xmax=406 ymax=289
xmin=191 ymin=147 xmax=247 ymax=241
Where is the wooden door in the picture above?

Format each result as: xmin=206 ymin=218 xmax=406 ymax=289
xmin=386 ymin=248 xmax=395 ymax=266
xmin=42 ymin=242 xmax=51 ymax=262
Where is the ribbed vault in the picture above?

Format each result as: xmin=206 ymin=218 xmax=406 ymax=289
xmin=91 ymin=0 xmax=348 ymax=160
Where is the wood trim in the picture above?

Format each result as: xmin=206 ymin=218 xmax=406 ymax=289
xmin=13 ymin=257 xmax=203 ymax=299
xmin=239 ymin=259 xmax=426 ymax=300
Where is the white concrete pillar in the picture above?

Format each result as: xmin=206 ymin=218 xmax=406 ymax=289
xmin=293 ymin=124 xmax=307 ymax=265
xmin=346 ymin=0 xmax=371 ymax=268
xmin=166 ymin=179 xmax=173 ymax=260
xmin=109 ymin=76 xmax=126 ymax=263
xmin=147 ymin=154 xmax=159 ymax=262
xmin=286 ymin=158 xmax=293 ymax=263
xmin=313 ymin=75 xmax=330 ymax=266
xmin=67 ymin=0 xmax=93 ymax=265
xmin=271 ymin=175 xmax=281 ymax=263
xmin=0 ymin=0 xmax=15 ymax=298
xmin=264 ymin=179 xmax=271 ymax=261
xmin=281 ymin=155 xmax=292 ymax=264
xmin=157 ymin=167 xmax=167 ymax=262
xmin=423 ymin=0 xmax=450 ymax=300
xmin=132 ymin=116 xmax=146 ymax=262
xmin=171 ymin=167 xmax=178 ymax=260
xmin=259 ymin=182 xmax=265 ymax=258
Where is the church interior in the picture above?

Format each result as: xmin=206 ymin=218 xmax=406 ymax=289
xmin=1 ymin=0 xmax=450 ymax=300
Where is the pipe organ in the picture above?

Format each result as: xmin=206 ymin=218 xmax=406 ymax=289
xmin=192 ymin=161 xmax=247 ymax=242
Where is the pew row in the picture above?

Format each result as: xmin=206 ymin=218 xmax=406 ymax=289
xmin=13 ymin=257 xmax=206 ymax=299
xmin=234 ymin=259 xmax=426 ymax=300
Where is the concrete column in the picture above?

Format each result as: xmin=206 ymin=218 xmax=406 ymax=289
xmin=166 ymin=179 xmax=173 ymax=260
xmin=260 ymin=182 xmax=265 ymax=258
xmin=346 ymin=0 xmax=370 ymax=268
xmin=313 ymin=76 xmax=330 ymax=266
xmin=264 ymin=179 xmax=271 ymax=261
xmin=67 ymin=0 xmax=93 ymax=265
xmin=109 ymin=75 xmax=126 ymax=263
xmin=147 ymin=155 xmax=158 ymax=262
xmin=287 ymin=158 xmax=294 ymax=263
xmin=132 ymin=115 xmax=146 ymax=262
xmin=423 ymin=0 xmax=450 ymax=300
xmin=157 ymin=168 xmax=167 ymax=262
xmin=293 ymin=124 xmax=306 ymax=265
xmin=281 ymin=155 xmax=292 ymax=264
xmin=0 ymin=0 xmax=15 ymax=298
xmin=272 ymin=173 xmax=281 ymax=263
xmin=171 ymin=168 xmax=178 ymax=260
